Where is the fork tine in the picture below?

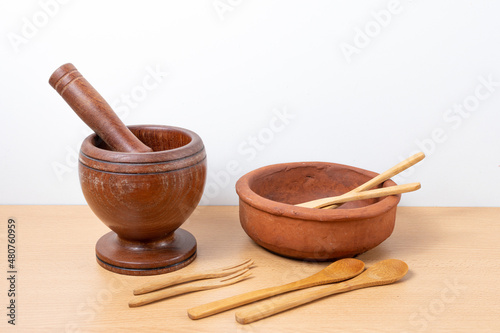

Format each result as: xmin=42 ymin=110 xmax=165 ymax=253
xmin=220 ymin=268 xmax=250 ymax=282
xmin=221 ymin=259 xmax=252 ymax=271
xmin=220 ymin=269 xmax=253 ymax=284
xmin=231 ymin=270 xmax=253 ymax=283
xmin=214 ymin=260 xmax=253 ymax=277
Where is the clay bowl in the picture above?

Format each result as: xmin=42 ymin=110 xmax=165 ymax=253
xmin=79 ymin=125 xmax=206 ymax=275
xmin=235 ymin=162 xmax=401 ymax=261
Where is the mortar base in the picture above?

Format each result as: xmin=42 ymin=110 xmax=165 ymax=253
xmin=95 ymin=229 xmax=197 ymax=276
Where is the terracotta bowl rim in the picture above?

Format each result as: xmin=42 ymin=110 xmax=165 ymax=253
xmin=80 ymin=124 xmax=204 ymax=164
xmin=235 ymin=161 xmax=401 ymax=222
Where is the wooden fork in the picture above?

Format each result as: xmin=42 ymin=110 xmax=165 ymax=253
xmin=129 ymin=270 xmax=253 ymax=307
xmin=133 ymin=259 xmax=253 ymax=295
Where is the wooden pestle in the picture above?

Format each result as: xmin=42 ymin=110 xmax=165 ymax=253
xmin=49 ymin=63 xmax=152 ymax=153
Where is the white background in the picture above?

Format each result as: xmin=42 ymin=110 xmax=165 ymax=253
xmin=0 ymin=0 xmax=499 ymax=206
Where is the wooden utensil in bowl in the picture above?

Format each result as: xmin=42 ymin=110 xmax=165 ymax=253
xmin=296 ymin=182 xmax=421 ymax=209
xmin=314 ymin=152 xmax=425 ymax=209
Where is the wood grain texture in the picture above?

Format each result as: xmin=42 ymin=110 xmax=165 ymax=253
xmin=0 ymin=206 xmax=499 ymax=332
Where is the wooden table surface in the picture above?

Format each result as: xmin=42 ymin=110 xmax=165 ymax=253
xmin=1 ymin=206 xmax=499 ymax=332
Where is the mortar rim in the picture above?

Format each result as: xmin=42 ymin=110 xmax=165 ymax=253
xmin=80 ymin=124 xmax=205 ymax=164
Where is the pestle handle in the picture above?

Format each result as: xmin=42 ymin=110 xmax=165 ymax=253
xmin=49 ymin=63 xmax=153 ymax=153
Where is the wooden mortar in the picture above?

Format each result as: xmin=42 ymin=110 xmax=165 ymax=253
xmin=49 ymin=64 xmax=207 ymax=275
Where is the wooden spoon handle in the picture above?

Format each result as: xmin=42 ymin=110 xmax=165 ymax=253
xmin=49 ymin=63 xmax=152 ymax=153
xmin=188 ymin=279 xmax=307 ymax=319
xmin=235 ymin=282 xmax=353 ymax=324
xmin=296 ymin=182 xmax=421 ymax=209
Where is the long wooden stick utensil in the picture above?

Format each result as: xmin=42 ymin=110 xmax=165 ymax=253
xmin=296 ymin=152 xmax=425 ymax=209
xmin=235 ymin=259 xmax=409 ymax=324
xmin=187 ymin=258 xmax=364 ymax=320
xmin=295 ymin=182 xmax=420 ymax=209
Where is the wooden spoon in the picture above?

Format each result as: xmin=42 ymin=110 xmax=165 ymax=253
xmin=187 ymin=258 xmax=364 ymax=320
xmin=297 ymin=152 xmax=425 ymax=209
xmin=295 ymin=182 xmax=421 ymax=209
xmin=235 ymin=259 xmax=409 ymax=324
